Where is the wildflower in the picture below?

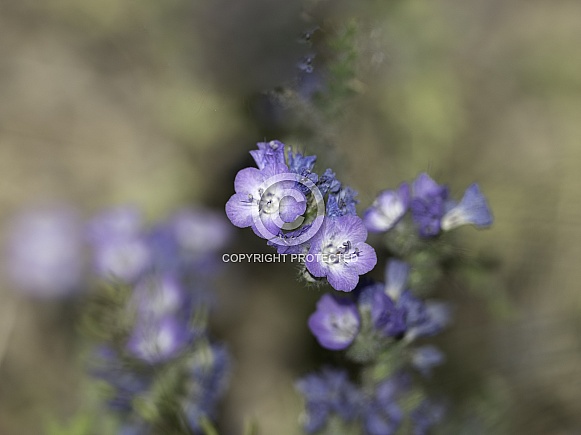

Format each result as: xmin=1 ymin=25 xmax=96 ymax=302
xmin=127 ymin=316 xmax=191 ymax=364
xmin=306 ymin=215 xmax=377 ymax=292
xmin=249 ymin=140 xmax=286 ymax=170
xmin=363 ymin=183 xmax=410 ymax=233
xmin=398 ymin=293 xmax=451 ymax=342
xmin=5 ymin=206 xmax=84 ymax=297
xmin=317 ymin=168 xmax=342 ymax=195
xmin=410 ymin=345 xmax=445 ymax=377
xmin=90 ymin=346 xmax=150 ymax=412
xmin=327 ymin=186 xmax=358 ymax=217
xmin=363 ymin=373 xmax=409 ymax=435
xmin=441 ymin=183 xmax=493 ymax=231
xmin=411 ymin=399 xmax=446 ymax=435
xmin=358 ymin=283 xmax=406 ymax=337
xmin=225 ymin=158 xmax=306 ymax=239
xmin=296 ymin=368 xmax=361 ymax=433
xmin=384 ymin=259 xmax=410 ymax=300
xmin=182 ymin=344 xmax=230 ymax=433
xmin=286 ymin=148 xmax=317 ymax=175
xmin=88 ymin=207 xmax=151 ymax=283
xmin=409 ymin=173 xmax=449 ymax=237
xmin=308 ymin=293 xmax=361 ymax=350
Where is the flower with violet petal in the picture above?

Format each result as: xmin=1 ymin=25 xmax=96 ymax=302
xmin=358 ymin=283 xmax=407 ymax=338
xmin=411 ymin=345 xmax=445 ymax=377
xmin=308 ymin=293 xmax=361 ymax=350
xmin=411 ymin=399 xmax=447 ymax=435
xmin=364 ymin=183 xmax=410 ymax=233
xmin=182 ymin=344 xmax=230 ymax=433
xmin=441 ymin=183 xmax=493 ymax=231
xmin=5 ymin=206 xmax=84 ymax=298
xmin=88 ymin=207 xmax=151 ymax=283
xmin=317 ymin=168 xmax=342 ymax=195
xmin=398 ymin=292 xmax=451 ymax=342
xmin=384 ymin=258 xmax=411 ymax=300
xmin=225 ymin=157 xmax=307 ymax=239
xmin=363 ymin=373 xmax=410 ymax=435
xmin=127 ymin=316 xmax=192 ymax=364
xmin=409 ymin=173 xmax=449 ymax=237
xmin=296 ymin=368 xmax=362 ymax=434
xmin=249 ymin=140 xmax=286 ymax=170
xmin=306 ymin=215 xmax=377 ymax=292
xmin=327 ymin=186 xmax=358 ymax=217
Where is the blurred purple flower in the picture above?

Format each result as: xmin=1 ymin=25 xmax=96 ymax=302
xmin=131 ymin=274 xmax=187 ymax=320
xmin=364 ymin=183 xmax=410 ymax=233
xmin=363 ymin=373 xmax=410 ymax=435
xmin=358 ymin=283 xmax=407 ymax=338
xmin=441 ymin=183 xmax=493 ymax=231
xmin=411 ymin=345 xmax=445 ymax=377
xmin=5 ymin=206 xmax=84 ymax=297
xmin=296 ymin=368 xmax=362 ymax=434
xmin=182 ymin=344 xmax=230 ymax=433
xmin=87 ymin=206 xmax=151 ymax=282
xmin=384 ymin=259 xmax=410 ymax=300
xmin=411 ymin=399 xmax=447 ymax=435
xmin=398 ymin=292 xmax=451 ymax=342
xmin=127 ymin=316 xmax=192 ymax=364
xmin=410 ymin=173 xmax=449 ymax=237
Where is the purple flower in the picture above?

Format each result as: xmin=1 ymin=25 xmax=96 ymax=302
xmin=364 ymin=183 xmax=410 ymax=233
xmin=317 ymin=168 xmax=342 ymax=195
xmin=327 ymin=187 xmax=358 ymax=217
xmin=358 ymin=284 xmax=407 ymax=337
xmin=182 ymin=344 xmax=230 ymax=432
xmin=87 ymin=205 xmax=142 ymax=241
xmin=411 ymin=399 xmax=446 ymax=435
xmin=127 ymin=316 xmax=191 ymax=364
xmin=363 ymin=374 xmax=409 ymax=435
xmin=92 ymin=238 xmax=151 ymax=282
xmin=398 ymin=292 xmax=451 ymax=342
xmin=249 ymin=140 xmax=286 ymax=170
xmin=384 ymin=259 xmax=410 ymax=300
xmin=90 ymin=346 xmax=150 ymax=412
xmin=308 ymin=294 xmax=361 ymax=350
xmin=441 ymin=183 xmax=493 ymax=231
xmin=287 ymin=148 xmax=317 ymax=175
xmin=306 ymin=216 xmax=377 ymax=292
xmin=410 ymin=173 xmax=449 ymax=237
xmin=225 ymin=161 xmax=307 ymax=239
xmin=296 ymin=368 xmax=362 ymax=434
xmin=88 ymin=207 xmax=151 ymax=282
xmin=411 ymin=345 xmax=445 ymax=377
xmin=131 ymin=274 xmax=187 ymax=320
xmin=169 ymin=208 xmax=232 ymax=254
xmin=5 ymin=207 xmax=84 ymax=297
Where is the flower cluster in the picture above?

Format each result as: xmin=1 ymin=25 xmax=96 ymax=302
xmin=226 ymin=140 xmax=377 ymax=291
xmin=363 ymin=173 xmax=493 ymax=237
xmin=87 ymin=206 xmax=231 ymax=434
xmin=297 ymin=368 xmax=445 ymax=435
xmin=308 ymin=259 xmax=450 ymax=366
xmin=299 ymin=260 xmax=449 ymax=434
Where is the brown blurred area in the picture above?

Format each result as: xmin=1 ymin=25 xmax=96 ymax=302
xmin=1 ymin=0 xmax=581 ymax=434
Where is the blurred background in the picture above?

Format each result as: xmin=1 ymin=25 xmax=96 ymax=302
xmin=1 ymin=0 xmax=580 ymax=434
